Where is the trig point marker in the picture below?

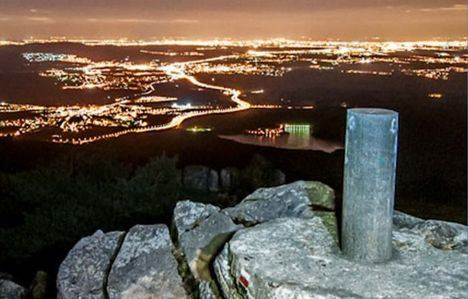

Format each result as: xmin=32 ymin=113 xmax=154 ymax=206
xmin=342 ymin=108 xmax=399 ymax=263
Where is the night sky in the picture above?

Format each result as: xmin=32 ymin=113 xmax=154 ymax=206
xmin=0 ymin=0 xmax=466 ymax=40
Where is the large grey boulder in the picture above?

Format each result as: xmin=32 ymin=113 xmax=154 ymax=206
xmin=57 ymin=230 xmax=124 ymax=299
xmin=223 ymin=181 xmax=335 ymax=225
xmin=214 ymin=214 xmax=468 ymax=299
xmin=0 ymin=279 xmax=26 ymax=299
xmin=107 ymin=224 xmax=187 ymax=299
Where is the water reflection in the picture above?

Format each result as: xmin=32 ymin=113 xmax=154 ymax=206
xmin=219 ymin=124 xmax=343 ymax=153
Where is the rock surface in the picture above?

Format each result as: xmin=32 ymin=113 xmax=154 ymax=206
xmin=198 ymin=281 xmax=220 ymax=299
xmin=0 ymin=279 xmax=26 ymax=299
xmin=214 ymin=215 xmax=468 ymax=299
xmin=107 ymin=224 xmax=187 ymax=299
xmin=57 ymin=230 xmax=124 ymax=299
xmin=178 ymin=210 xmax=241 ymax=280
xmin=304 ymin=181 xmax=335 ymax=210
xmin=393 ymin=211 xmax=468 ymax=253
xmin=224 ymin=181 xmax=334 ymax=225
xmin=173 ymin=200 xmax=220 ymax=238
xmin=173 ymin=201 xmax=241 ymax=298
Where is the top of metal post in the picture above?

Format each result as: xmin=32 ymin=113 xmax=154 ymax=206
xmin=348 ymin=108 xmax=397 ymax=116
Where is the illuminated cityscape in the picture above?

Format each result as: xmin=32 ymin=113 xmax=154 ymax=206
xmin=0 ymin=39 xmax=466 ymax=144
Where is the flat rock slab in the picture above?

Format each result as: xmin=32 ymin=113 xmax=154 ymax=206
xmin=224 ymin=181 xmax=334 ymax=225
xmin=57 ymin=230 xmax=124 ymax=299
xmin=215 ymin=216 xmax=468 ymax=299
xmin=107 ymin=224 xmax=187 ymax=299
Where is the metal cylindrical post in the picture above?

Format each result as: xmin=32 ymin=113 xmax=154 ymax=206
xmin=342 ymin=108 xmax=399 ymax=263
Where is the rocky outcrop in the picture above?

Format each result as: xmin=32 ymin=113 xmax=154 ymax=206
xmin=56 ymin=181 xmax=468 ymax=299
xmin=57 ymin=230 xmax=125 ymax=299
xmin=224 ymin=181 xmax=334 ymax=225
xmin=0 ymin=279 xmax=26 ymax=299
xmin=107 ymin=225 xmax=187 ymax=299
xmin=214 ymin=214 xmax=468 ymax=299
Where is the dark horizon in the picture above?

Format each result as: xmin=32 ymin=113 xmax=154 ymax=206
xmin=0 ymin=0 xmax=467 ymax=40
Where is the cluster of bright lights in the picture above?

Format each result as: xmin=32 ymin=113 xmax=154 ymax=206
xmin=23 ymin=52 xmax=92 ymax=64
xmin=245 ymin=124 xmax=286 ymax=138
xmin=186 ymin=126 xmax=213 ymax=133
xmin=140 ymin=49 xmax=205 ymax=57
xmin=401 ymin=66 xmax=467 ymax=80
xmin=344 ymin=70 xmax=393 ymax=76
xmin=34 ymin=55 xmax=167 ymax=91
xmin=187 ymin=62 xmax=285 ymax=77
xmin=244 ymin=123 xmax=312 ymax=139
xmin=428 ymin=93 xmax=443 ymax=100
